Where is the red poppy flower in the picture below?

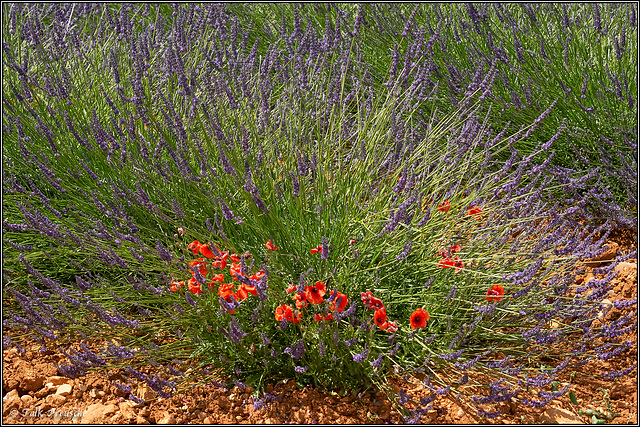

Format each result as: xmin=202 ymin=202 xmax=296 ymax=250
xmin=189 ymin=258 xmax=208 ymax=278
xmin=310 ymin=245 xmax=323 ymax=254
xmin=212 ymin=258 xmax=228 ymax=269
xmin=187 ymin=241 xmax=202 ymax=255
xmin=188 ymin=278 xmax=202 ymax=295
xmin=275 ymin=305 xmax=294 ymax=322
xmin=218 ymin=283 xmax=236 ymax=301
xmin=453 ymin=257 xmax=464 ymax=273
xmin=292 ymin=310 xmax=302 ymax=324
xmin=438 ymin=258 xmax=456 ymax=269
xmin=286 ymin=284 xmax=297 ymax=294
xmin=410 ymin=308 xmax=429 ymax=329
xmin=438 ymin=248 xmax=449 ymax=258
xmin=385 ymin=321 xmax=398 ymax=333
xmin=211 ymin=273 xmax=224 ymax=282
xmin=230 ymin=253 xmax=241 ymax=263
xmin=199 ymin=243 xmax=217 ymax=259
xmin=170 ymin=281 xmax=184 ymax=292
xmin=229 ymin=263 xmax=244 ymax=280
xmin=264 ymin=240 xmax=278 ymax=251
xmin=361 ymin=291 xmax=385 ymax=311
xmin=314 ymin=312 xmax=334 ymax=322
xmin=329 ymin=291 xmax=348 ymax=312
xmin=449 ymin=244 xmax=461 ymax=254
xmin=294 ymin=293 xmax=308 ymax=308
xmin=250 ymin=270 xmax=265 ymax=281
xmin=305 ymin=281 xmax=326 ymax=305
xmin=236 ymin=283 xmax=257 ymax=301
xmin=373 ymin=308 xmax=388 ymax=329
xmin=468 ymin=206 xmax=482 ymax=218
xmin=349 ymin=239 xmax=356 ymax=245
xmin=485 ymin=285 xmax=504 ymax=302
xmin=437 ymin=200 xmax=450 ymax=212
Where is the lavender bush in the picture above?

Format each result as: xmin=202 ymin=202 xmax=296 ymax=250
xmin=2 ymin=3 xmax=637 ymax=421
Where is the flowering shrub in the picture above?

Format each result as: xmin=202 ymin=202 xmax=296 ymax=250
xmin=2 ymin=3 xmax=636 ymax=422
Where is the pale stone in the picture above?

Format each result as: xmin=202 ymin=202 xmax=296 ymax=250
xmin=158 ymin=413 xmax=176 ymax=424
xmin=56 ymin=383 xmax=73 ymax=397
xmin=47 ymin=376 xmax=69 ymax=386
xmin=81 ymin=403 xmax=116 ymax=424
xmin=539 ymin=407 xmax=584 ymax=424
xmin=615 ymin=261 xmax=637 ymax=275
xmin=3 ymin=389 xmax=21 ymax=416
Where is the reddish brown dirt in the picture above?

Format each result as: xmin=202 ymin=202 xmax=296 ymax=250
xmin=2 ymin=231 xmax=637 ymax=424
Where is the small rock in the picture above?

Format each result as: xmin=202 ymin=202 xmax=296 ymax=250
xmin=47 ymin=376 xmax=69 ymax=386
xmin=457 ymin=409 xmax=465 ymax=417
xmin=56 ymin=383 xmax=73 ymax=397
xmin=140 ymin=407 xmax=151 ymax=417
xmin=539 ymin=407 xmax=583 ymax=424
xmin=136 ymin=415 xmax=150 ymax=424
xmin=158 ymin=413 xmax=176 ymax=424
xmin=88 ymin=388 xmax=106 ymax=399
xmin=20 ymin=394 xmax=34 ymax=407
xmin=589 ymin=243 xmax=619 ymax=265
xmin=236 ymin=415 xmax=243 ymax=422
xmin=23 ymin=376 xmax=46 ymax=391
xmin=611 ymin=378 xmax=638 ymax=400
xmin=3 ymin=389 xmax=21 ymax=416
xmin=119 ymin=402 xmax=136 ymax=421
xmin=203 ymin=417 xmax=213 ymax=424
xmin=73 ymin=389 xmax=84 ymax=399
xmin=81 ymin=403 xmax=116 ymax=424
xmin=614 ymin=261 xmax=636 ymax=274
xmin=77 ymin=384 xmax=88 ymax=392
xmin=137 ymin=385 xmax=156 ymax=402
xmin=45 ymin=393 xmax=66 ymax=406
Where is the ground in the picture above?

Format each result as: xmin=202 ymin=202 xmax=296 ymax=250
xmin=2 ymin=229 xmax=637 ymax=424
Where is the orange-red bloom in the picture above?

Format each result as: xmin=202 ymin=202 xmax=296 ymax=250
xmin=218 ymin=283 xmax=236 ymax=300
xmin=438 ymin=257 xmax=456 ymax=269
xmin=249 ymin=270 xmax=265 ymax=281
xmin=230 ymin=253 xmax=241 ymax=263
xmin=187 ymin=241 xmax=202 ymax=255
xmin=437 ymin=200 xmax=450 ymax=212
xmin=314 ymin=312 xmax=334 ymax=322
xmin=199 ymin=243 xmax=217 ymax=258
xmin=373 ymin=308 xmax=388 ymax=329
xmin=329 ymin=291 xmax=348 ymax=312
xmin=286 ymin=284 xmax=297 ymax=294
xmin=294 ymin=293 xmax=308 ymax=308
xmin=468 ymin=206 xmax=483 ymax=218
xmin=236 ymin=283 xmax=257 ymax=301
xmin=485 ymin=285 xmax=504 ymax=302
xmin=305 ymin=281 xmax=326 ymax=305
xmin=361 ymin=291 xmax=385 ymax=310
xmin=211 ymin=273 xmax=224 ymax=282
xmin=264 ymin=240 xmax=278 ymax=251
xmin=189 ymin=258 xmax=208 ymax=278
xmin=385 ymin=321 xmax=398 ymax=333
xmin=349 ymin=239 xmax=356 ymax=245
xmin=188 ymin=278 xmax=202 ymax=294
xmin=292 ymin=309 xmax=302 ymax=324
xmin=410 ymin=308 xmax=429 ymax=329
xmin=449 ymin=244 xmax=461 ymax=254
xmin=310 ymin=245 xmax=323 ymax=254
xmin=275 ymin=305 xmax=294 ymax=322
xmin=170 ymin=281 xmax=184 ymax=292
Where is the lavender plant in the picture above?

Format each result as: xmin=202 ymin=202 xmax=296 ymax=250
xmin=2 ymin=3 xmax=636 ymax=421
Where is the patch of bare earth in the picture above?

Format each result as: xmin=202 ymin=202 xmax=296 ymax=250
xmin=3 ymin=230 xmax=637 ymax=424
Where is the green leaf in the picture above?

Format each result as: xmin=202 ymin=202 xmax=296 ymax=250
xmin=569 ymin=391 xmax=578 ymax=405
xmin=591 ymin=415 xmax=606 ymax=424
